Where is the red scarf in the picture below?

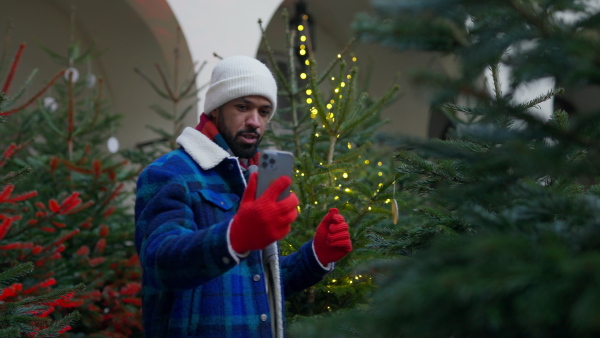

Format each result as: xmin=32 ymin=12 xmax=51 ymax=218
xmin=195 ymin=114 xmax=260 ymax=171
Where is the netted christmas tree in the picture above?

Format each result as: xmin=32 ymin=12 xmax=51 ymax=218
xmin=290 ymin=0 xmax=600 ymax=337
xmin=0 ymin=28 xmax=142 ymax=336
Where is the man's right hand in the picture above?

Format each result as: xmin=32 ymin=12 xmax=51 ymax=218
xmin=230 ymin=172 xmax=298 ymax=254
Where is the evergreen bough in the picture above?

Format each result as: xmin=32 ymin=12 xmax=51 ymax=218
xmin=291 ymin=1 xmax=600 ymax=337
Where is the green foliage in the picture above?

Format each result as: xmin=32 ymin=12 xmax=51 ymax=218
xmin=1 ymin=74 xmax=83 ymax=336
xmin=291 ymin=0 xmax=600 ymax=337
xmin=0 ymin=35 xmax=142 ymax=336
xmin=0 ymin=263 xmax=84 ymax=338
xmin=258 ymin=10 xmax=401 ymax=318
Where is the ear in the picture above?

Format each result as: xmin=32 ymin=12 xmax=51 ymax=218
xmin=209 ymin=109 xmax=219 ymax=119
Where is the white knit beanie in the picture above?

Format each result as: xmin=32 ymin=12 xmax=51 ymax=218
xmin=203 ymin=55 xmax=278 ymax=119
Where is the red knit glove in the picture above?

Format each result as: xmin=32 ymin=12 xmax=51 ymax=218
xmin=230 ymin=172 xmax=298 ymax=253
xmin=313 ymin=208 xmax=352 ymax=265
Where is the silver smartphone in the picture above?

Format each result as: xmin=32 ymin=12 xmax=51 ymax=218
xmin=256 ymin=150 xmax=294 ymax=200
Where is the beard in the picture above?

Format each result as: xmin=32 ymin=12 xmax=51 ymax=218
xmin=215 ymin=111 xmax=262 ymax=159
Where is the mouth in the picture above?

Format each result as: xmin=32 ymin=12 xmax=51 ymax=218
xmin=237 ymin=132 xmax=260 ymax=145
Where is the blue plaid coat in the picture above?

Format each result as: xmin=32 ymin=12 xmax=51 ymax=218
xmin=135 ymin=128 xmax=330 ymax=337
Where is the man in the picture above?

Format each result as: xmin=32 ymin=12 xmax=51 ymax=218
xmin=134 ymin=55 xmax=352 ymax=337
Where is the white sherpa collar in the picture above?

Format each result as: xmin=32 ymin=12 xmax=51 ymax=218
xmin=176 ymin=127 xmax=234 ymax=170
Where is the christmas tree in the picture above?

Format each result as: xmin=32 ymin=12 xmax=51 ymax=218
xmin=0 ymin=43 xmax=84 ymax=337
xmin=291 ymin=0 xmax=600 ymax=337
xmin=257 ymin=10 xmax=402 ymax=318
xmin=0 ymin=28 xmax=142 ymax=336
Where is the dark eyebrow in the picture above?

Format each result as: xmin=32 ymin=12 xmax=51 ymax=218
xmin=239 ymin=97 xmax=272 ymax=109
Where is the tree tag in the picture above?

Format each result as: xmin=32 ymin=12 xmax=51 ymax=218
xmin=392 ymin=199 xmax=399 ymax=225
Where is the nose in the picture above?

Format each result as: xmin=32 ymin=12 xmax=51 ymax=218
xmin=246 ymin=109 xmax=261 ymax=129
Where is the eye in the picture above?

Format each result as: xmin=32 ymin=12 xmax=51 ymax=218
xmin=260 ymin=110 xmax=271 ymax=116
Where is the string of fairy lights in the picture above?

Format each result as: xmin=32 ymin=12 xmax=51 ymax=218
xmin=288 ymin=5 xmax=401 ymax=309
xmin=294 ymin=160 xmax=390 ymax=207
xmin=293 ymin=19 xmax=392 ymax=209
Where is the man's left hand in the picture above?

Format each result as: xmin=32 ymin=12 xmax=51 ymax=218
xmin=313 ymin=208 xmax=352 ymax=266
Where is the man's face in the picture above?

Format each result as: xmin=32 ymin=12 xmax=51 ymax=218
xmin=211 ymin=95 xmax=272 ymax=159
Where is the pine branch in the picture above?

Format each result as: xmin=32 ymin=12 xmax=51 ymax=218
xmin=0 ymin=262 xmax=34 ymax=287
xmin=179 ymin=61 xmax=205 ymax=98
xmin=490 ymin=63 xmax=503 ymax=100
xmin=0 ymin=69 xmax=65 ymax=117
xmin=177 ymin=104 xmax=195 ymax=123
xmin=508 ymin=0 xmax=550 ymax=38
xmin=3 ymin=68 xmax=37 ymax=108
xmin=338 ymin=67 xmax=359 ymax=125
xmin=258 ymin=16 xmax=293 ymax=96
xmin=154 ymin=63 xmax=177 ymax=102
xmin=91 ymin=77 xmax=103 ymax=127
xmin=441 ymin=102 xmax=477 ymax=115
xmin=2 ymin=43 xmax=25 ymax=94
xmin=149 ymin=103 xmax=175 ymax=121
xmin=317 ymin=39 xmax=356 ymax=85
xmin=133 ymin=67 xmax=171 ymax=100
xmin=341 ymin=84 xmax=400 ymax=134
xmin=39 ymin=108 xmax=66 ymax=138
xmin=307 ymin=58 xmax=332 ymax=134
xmin=517 ymin=87 xmax=564 ymax=111
xmin=35 ymin=311 xmax=80 ymax=338
xmin=0 ymin=167 xmax=30 ymax=186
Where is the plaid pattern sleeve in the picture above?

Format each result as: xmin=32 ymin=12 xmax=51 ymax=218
xmin=279 ymin=240 xmax=331 ymax=298
xmin=135 ymin=150 xmax=241 ymax=290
